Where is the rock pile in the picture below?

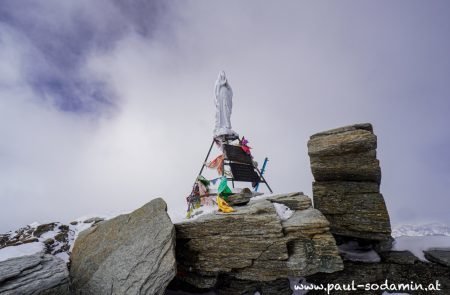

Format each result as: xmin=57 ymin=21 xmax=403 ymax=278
xmin=0 ymin=217 xmax=105 ymax=264
xmin=172 ymin=192 xmax=343 ymax=293
xmin=308 ymin=123 xmax=392 ymax=242
xmin=0 ymin=222 xmax=70 ymax=254
xmin=307 ymin=250 xmax=450 ymax=294
xmin=0 ymin=252 xmax=69 ymax=294
xmin=70 ymin=198 xmax=176 ymax=295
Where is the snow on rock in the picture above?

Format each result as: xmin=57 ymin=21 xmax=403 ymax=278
xmin=0 ymin=214 xmax=116 ymax=263
xmin=338 ymin=241 xmax=381 ymax=263
xmin=393 ymin=235 xmax=450 ymax=261
xmin=392 ymin=223 xmax=450 ymax=238
xmin=0 ymin=242 xmax=44 ymax=262
xmin=273 ymin=203 xmax=294 ymax=221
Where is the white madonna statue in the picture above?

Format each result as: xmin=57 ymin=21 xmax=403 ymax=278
xmin=214 ymin=71 xmax=238 ymax=138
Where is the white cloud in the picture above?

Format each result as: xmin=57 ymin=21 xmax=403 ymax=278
xmin=1 ymin=1 xmax=449 ymax=232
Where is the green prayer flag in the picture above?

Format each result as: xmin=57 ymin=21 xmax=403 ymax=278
xmin=218 ymin=177 xmax=233 ymax=197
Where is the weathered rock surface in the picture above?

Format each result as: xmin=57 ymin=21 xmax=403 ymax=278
xmin=307 ymin=250 xmax=450 ymax=294
xmin=267 ymin=192 xmax=311 ymax=210
xmin=173 ymin=193 xmax=343 ymax=290
xmin=70 ymin=198 xmax=176 ymax=295
xmin=424 ymin=248 xmax=450 ymax=268
xmin=308 ymin=123 xmax=391 ymax=242
xmin=226 ymin=188 xmax=263 ymax=206
xmin=0 ymin=252 xmax=69 ymax=294
xmin=83 ymin=217 xmax=105 ymax=224
xmin=309 ymin=123 xmax=374 ymax=140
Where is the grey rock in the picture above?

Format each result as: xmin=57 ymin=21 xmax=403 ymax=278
xmin=313 ymin=181 xmax=391 ymax=240
xmin=308 ymin=128 xmax=377 ymax=157
xmin=338 ymin=241 xmax=381 ymax=263
xmin=424 ymin=248 xmax=450 ymax=267
xmin=70 ymin=198 xmax=176 ymax=295
xmin=226 ymin=188 xmax=263 ymax=206
xmin=308 ymin=123 xmax=391 ymax=242
xmin=1 ymin=222 xmax=76 ymax=260
xmin=82 ymin=217 xmax=104 ymax=224
xmin=313 ymin=181 xmax=380 ymax=195
xmin=176 ymin=200 xmax=284 ymax=239
xmin=310 ymin=123 xmax=373 ymax=139
xmin=33 ymin=223 xmax=57 ymax=238
xmin=172 ymin=266 xmax=218 ymax=289
xmin=226 ymin=194 xmax=251 ymax=206
xmin=267 ymin=192 xmax=312 ymax=210
xmin=373 ymin=236 xmax=394 ymax=252
xmin=310 ymin=150 xmax=381 ymax=183
xmin=380 ymin=250 xmax=418 ymax=265
xmin=44 ymin=238 xmax=55 ymax=245
xmin=282 ymin=208 xmax=330 ymax=236
xmin=307 ymin=251 xmax=450 ymax=294
xmin=314 ymin=191 xmax=391 ymax=240
xmin=174 ymin=198 xmax=343 ymax=288
xmin=0 ymin=253 xmax=69 ymax=294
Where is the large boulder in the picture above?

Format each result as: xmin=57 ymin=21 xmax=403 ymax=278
xmin=0 ymin=252 xmax=69 ymax=294
xmin=70 ymin=198 xmax=176 ymax=295
xmin=172 ymin=193 xmax=343 ymax=291
xmin=308 ymin=123 xmax=392 ymax=242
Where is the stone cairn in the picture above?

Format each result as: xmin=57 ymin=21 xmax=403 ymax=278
xmin=307 ymin=123 xmax=392 ymax=246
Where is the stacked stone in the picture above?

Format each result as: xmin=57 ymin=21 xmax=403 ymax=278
xmin=173 ymin=192 xmax=343 ymax=293
xmin=307 ymin=123 xmax=392 ymax=242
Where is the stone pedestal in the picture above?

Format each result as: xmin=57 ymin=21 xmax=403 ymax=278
xmin=308 ymin=123 xmax=391 ymax=242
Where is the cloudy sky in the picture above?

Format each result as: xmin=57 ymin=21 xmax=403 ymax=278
xmin=1 ymin=1 xmax=449 ymax=232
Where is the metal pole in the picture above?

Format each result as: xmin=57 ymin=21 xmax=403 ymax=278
xmin=198 ymin=139 xmax=215 ymax=177
xmin=255 ymin=157 xmax=268 ymax=192
xmin=255 ymin=166 xmax=273 ymax=193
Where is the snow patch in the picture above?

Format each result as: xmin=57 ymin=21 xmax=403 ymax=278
xmin=249 ymin=193 xmax=274 ymax=203
xmin=0 ymin=214 xmax=118 ymax=263
xmin=338 ymin=241 xmax=380 ymax=263
xmin=273 ymin=203 xmax=294 ymax=221
xmin=393 ymin=235 xmax=450 ymax=261
xmin=392 ymin=223 xmax=450 ymax=238
xmin=0 ymin=242 xmax=44 ymax=262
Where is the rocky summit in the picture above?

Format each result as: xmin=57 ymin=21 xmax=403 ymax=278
xmin=173 ymin=192 xmax=343 ymax=292
xmin=70 ymin=198 xmax=176 ymax=295
xmin=1 ymin=122 xmax=448 ymax=295
xmin=308 ymin=123 xmax=392 ymax=242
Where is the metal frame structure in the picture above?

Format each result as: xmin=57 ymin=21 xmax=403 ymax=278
xmin=194 ymin=138 xmax=273 ymax=193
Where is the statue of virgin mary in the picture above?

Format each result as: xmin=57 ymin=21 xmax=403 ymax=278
xmin=214 ymin=71 xmax=238 ymax=138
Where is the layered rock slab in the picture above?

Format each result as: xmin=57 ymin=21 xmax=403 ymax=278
xmin=424 ymin=248 xmax=450 ymax=268
xmin=308 ymin=123 xmax=391 ymax=241
xmin=0 ymin=253 xmax=69 ymax=294
xmin=173 ymin=193 xmax=343 ymax=290
xmin=70 ymin=198 xmax=176 ymax=295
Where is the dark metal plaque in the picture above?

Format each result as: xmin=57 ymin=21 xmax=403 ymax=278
xmin=229 ymin=163 xmax=260 ymax=183
xmin=223 ymin=144 xmax=253 ymax=164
